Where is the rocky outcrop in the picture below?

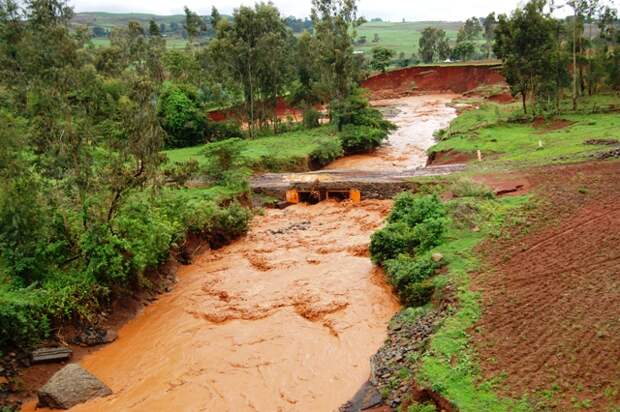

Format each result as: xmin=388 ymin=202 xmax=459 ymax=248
xmin=37 ymin=364 xmax=112 ymax=409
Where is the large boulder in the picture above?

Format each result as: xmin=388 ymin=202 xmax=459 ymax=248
xmin=37 ymin=364 xmax=112 ymax=409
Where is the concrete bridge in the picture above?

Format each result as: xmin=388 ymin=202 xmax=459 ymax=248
xmin=250 ymin=164 xmax=466 ymax=203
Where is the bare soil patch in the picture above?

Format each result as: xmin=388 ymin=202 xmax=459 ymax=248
xmin=427 ymin=149 xmax=476 ymax=166
xmin=488 ymin=92 xmax=515 ymax=104
xmin=472 ymin=160 xmax=620 ymax=411
xmin=532 ymin=117 xmax=575 ymax=131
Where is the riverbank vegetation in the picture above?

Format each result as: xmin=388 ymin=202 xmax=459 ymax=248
xmin=0 ymin=0 xmax=396 ymax=357
xmin=369 ymin=178 xmax=536 ymax=410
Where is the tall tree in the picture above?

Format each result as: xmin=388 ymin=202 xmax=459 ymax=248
xmin=211 ymin=6 xmax=222 ymax=28
xmin=310 ymin=0 xmax=361 ymax=111
xmin=483 ymin=12 xmax=497 ymax=59
xmin=370 ymin=47 xmax=395 ymax=73
xmin=148 ymin=19 xmax=160 ymax=37
xmin=209 ymin=3 xmax=293 ymax=136
xmin=494 ymin=0 xmax=559 ymax=113
xmin=184 ymin=6 xmax=202 ymax=44
xmin=419 ymin=27 xmax=450 ymax=63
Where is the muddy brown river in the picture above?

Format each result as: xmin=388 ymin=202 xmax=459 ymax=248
xmin=23 ymin=95 xmax=457 ymax=412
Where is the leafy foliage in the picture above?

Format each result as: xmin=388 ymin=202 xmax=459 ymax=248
xmin=370 ymin=47 xmax=395 ymax=73
xmin=158 ymin=82 xmax=206 ymax=148
xmin=370 ymin=193 xmax=448 ymax=307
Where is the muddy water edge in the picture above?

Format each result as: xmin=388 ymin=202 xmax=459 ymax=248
xmin=22 ymin=95 xmax=460 ymax=412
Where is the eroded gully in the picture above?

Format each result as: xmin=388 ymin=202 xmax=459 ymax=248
xmin=23 ymin=94 xmax=458 ymax=412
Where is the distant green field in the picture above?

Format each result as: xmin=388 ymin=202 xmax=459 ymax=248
xmin=76 ymin=13 xmax=473 ymax=55
xmin=355 ymin=21 xmax=462 ymax=57
xmin=89 ymin=37 xmax=188 ymax=49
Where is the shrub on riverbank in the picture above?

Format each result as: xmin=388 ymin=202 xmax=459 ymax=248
xmin=370 ymin=193 xmax=448 ymax=306
xmin=0 ymin=186 xmax=250 ymax=351
xmin=334 ymin=88 xmax=397 ymax=154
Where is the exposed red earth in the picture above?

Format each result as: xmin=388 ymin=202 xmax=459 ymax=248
xmin=361 ymin=64 xmax=505 ymax=99
xmin=472 ymin=160 xmax=620 ymax=411
xmin=207 ymin=64 xmax=507 ymax=122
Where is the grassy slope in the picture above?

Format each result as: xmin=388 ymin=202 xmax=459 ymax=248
xmin=417 ymin=191 xmax=533 ymax=411
xmin=165 ymin=125 xmax=340 ymax=172
xmin=355 ymin=21 xmax=461 ymax=56
xmin=407 ymin=94 xmax=620 ymax=411
xmin=431 ymin=94 xmax=620 ymax=168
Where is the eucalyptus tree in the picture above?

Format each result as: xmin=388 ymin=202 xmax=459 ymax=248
xmin=310 ymin=0 xmax=361 ymax=109
xmin=209 ymin=3 xmax=293 ymax=136
xmin=495 ymin=0 xmax=561 ymax=113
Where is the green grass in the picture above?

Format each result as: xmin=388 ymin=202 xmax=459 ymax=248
xmin=355 ymin=21 xmax=490 ymax=60
xmin=414 ymin=188 xmax=535 ymax=411
xmin=356 ymin=21 xmax=460 ymax=56
xmin=89 ymin=37 xmax=188 ymax=49
xmin=430 ymin=94 xmax=620 ymax=167
xmin=164 ymin=125 xmax=341 ymax=172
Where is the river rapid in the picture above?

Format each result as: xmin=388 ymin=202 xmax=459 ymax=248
xmin=23 ymin=94 xmax=458 ymax=412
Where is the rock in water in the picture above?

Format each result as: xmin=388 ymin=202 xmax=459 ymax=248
xmin=37 ymin=364 xmax=112 ymax=409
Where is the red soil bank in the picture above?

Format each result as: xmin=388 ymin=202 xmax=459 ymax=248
xmin=208 ymin=97 xmax=303 ymax=122
xmin=208 ymin=64 xmax=505 ymax=122
xmin=361 ymin=64 xmax=505 ymax=99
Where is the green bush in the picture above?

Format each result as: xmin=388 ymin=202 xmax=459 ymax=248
xmin=384 ymin=253 xmax=440 ymax=290
xmin=202 ymin=138 xmax=249 ymax=184
xmin=204 ymin=120 xmax=243 ymax=142
xmin=340 ymin=124 xmax=389 ymax=154
xmin=412 ymin=217 xmax=448 ymax=252
xmin=370 ymin=193 xmax=449 ymax=307
xmin=0 ymin=286 xmax=49 ymax=349
xmin=158 ymin=82 xmax=206 ymax=148
xmin=333 ymin=87 xmax=395 ymax=132
xmin=303 ymin=107 xmax=322 ymax=129
xmin=408 ymin=402 xmax=438 ymax=412
xmin=207 ymin=203 xmax=251 ymax=249
xmin=370 ymin=222 xmax=418 ymax=264
xmin=388 ymin=193 xmax=447 ymax=227
xmin=401 ymin=279 xmax=435 ymax=307
xmin=309 ymin=137 xmax=344 ymax=168
xmin=80 ymin=224 xmax=131 ymax=285
xmin=41 ymin=271 xmax=108 ymax=322
xmin=115 ymin=195 xmax=177 ymax=274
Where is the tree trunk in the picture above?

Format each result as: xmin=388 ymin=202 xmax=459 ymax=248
xmin=522 ymin=91 xmax=527 ymax=114
xmin=572 ymin=10 xmax=578 ymax=111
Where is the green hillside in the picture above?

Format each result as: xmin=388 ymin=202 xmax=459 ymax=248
xmin=72 ymin=12 xmax=186 ymax=29
xmin=355 ymin=21 xmax=463 ymax=56
xmin=73 ymin=12 xmax=469 ymax=55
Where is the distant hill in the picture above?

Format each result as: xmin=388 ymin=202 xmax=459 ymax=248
xmin=72 ymin=12 xmax=187 ymax=29
xmin=72 ymin=12 xmax=467 ymax=55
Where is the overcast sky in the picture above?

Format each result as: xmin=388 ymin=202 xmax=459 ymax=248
xmin=68 ymin=0 xmax=551 ymax=21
